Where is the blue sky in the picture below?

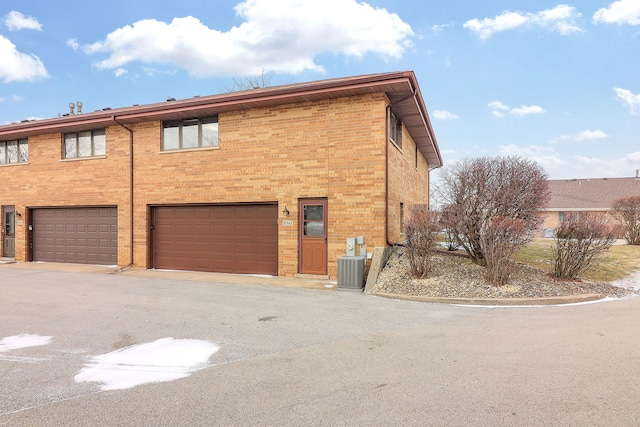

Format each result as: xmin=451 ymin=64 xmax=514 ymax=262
xmin=1 ymin=0 xmax=639 ymax=180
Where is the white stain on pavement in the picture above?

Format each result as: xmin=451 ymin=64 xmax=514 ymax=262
xmin=74 ymin=337 xmax=220 ymax=391
xmin=0 ymin=334 xmax=53 ymax=352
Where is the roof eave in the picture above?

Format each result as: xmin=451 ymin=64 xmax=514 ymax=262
xmin=0 ymin=71 xmax=443 ymax=167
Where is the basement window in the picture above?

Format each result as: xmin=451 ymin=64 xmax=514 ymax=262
xmin=0 ymin=139 xmax=28 ymax=164
xmin=162 ymin=116 xmax=219 ymax=151
xmin=64 ymin=129 xmax=106 ymax=159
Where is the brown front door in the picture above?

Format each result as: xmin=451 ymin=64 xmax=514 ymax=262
xmin=2 ymin=206 xmax=15 ymax=258
xmin=299 ymin=199 xmax=327 ymax=275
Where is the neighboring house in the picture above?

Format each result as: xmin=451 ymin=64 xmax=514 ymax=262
xmin=540 ymin=175 xmax=640 ymax=237
xmin=0 ymin=71 xmax=442 ymax=279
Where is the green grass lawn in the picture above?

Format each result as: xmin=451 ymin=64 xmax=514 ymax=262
xmin=515 ymin=239 xmax=640 ymax=282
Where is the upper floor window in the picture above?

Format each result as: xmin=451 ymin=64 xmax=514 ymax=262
xmin=0 ymin=139 xmax=28 ymax=164
xmin=162 ymin=116 xmax=219 ymax=151
xmin=389 ymin=111 xmax=401 ymax=148
xmin=64 ymin=129 xmax=106 ymax=159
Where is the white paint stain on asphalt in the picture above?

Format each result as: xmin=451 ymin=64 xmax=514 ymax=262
xmin=0 ymin=334 xmax=53 ymax=352
xmin=74 ymin=337 xmax=220 ymax=391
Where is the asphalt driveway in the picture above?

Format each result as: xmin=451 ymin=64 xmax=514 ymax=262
xmin=1 ymin=263 xmax=640 ymax=426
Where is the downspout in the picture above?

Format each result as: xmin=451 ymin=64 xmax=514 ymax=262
xmin=112 ymin=116 xmax=134 ymax=267
xmin=385 ymin=104 xmax=393 ymax=246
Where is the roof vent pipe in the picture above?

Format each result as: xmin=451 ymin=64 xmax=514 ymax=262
xmin=68 ymin=102 xmax=75 ymax=115
xmin=77 ymin=101 xmax=83 ymax=114
xmin=636 ymin=169 xmax=639 ymax=179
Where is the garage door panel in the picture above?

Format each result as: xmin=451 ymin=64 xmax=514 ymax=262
xmin=213 ymin=259 xmax=234 ymax=273
xmin=193 ymin=224 xmax=213 ymax=235
xmin=235 ymin=225 xmax=256 ymax=239
xmin=214 ymin=225 xmax=234 ymax=238
xmin=174 ymin=240 xmax=194 ymax=252
xmin=33 ymin=208 xmax=118 ymax=265
xmin=153 ymin=204 xmax=277 ymax=275
xmin=193 ymin=241 xmax=213 ymax=252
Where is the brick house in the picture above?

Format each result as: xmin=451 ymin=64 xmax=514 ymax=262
xmin=0 ymin=71 xmax=442 ymax=278
xmin=540 ymin=175 xmax=640 ymax=237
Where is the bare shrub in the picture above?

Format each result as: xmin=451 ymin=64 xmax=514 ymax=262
xmin=434 ymin=156 xmax=550 ymax=266
xmin=439 ymin=206 xmax=461 ymax=251
xmin=481 ymin=216 xmax=529 ymax=286
xmin=404 ymin=205 xmax=439 ymax=279
xmin=611 ymin=196 xmax=640 ymax=245
xmin=552 ymin=213 xmax=616 ymax=280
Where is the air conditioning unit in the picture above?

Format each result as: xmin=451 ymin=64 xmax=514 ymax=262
xmin=338 ymin=256 xmax=366 ymax=290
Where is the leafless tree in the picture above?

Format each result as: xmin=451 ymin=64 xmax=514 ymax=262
xmin=610 ymin=196 xmax=640 ymax=245
xmin=552 ymin=213 xmax=616 ymax=280
xmin=439 ymin=206 xmax=461 ymax=251
xmin=404 ymin=205 xmax=440 ymax=279
xmin=434 ymin=156 xmax=550 ymax=266
xmin=220 ymin=68 xmax=280 ymax=93
xmin=481 ymin=216 xmax=529 ymax=286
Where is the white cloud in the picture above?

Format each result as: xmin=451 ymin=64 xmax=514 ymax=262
xmin=464 ymin=5 xmax=582 ymax=39
xmin=433 ymin=110 xmax=458 ymax=120
xmin=464 ymin=12 xmax=528 ymax=39
xmin=4 ymin=11 xmax=42 ymax=31
xmin=499 ymin=144 xmax=565 ymax=169
xmin=0 ymin=94 xmax=23 ymax=103
xmin=555 ymin=129 xmax=609 ymax=142
xmin=510 ymin=105 xmax=546 ymax=117
xmin=594 ymin=0 xmax=640 ymax=26
xmin=573 ymin=129 xmax=609 ymax=141
xmin=431 ymin=22 xmax=454 ymax=33
xmin=0 ymin=35 xmax=49 ymax=83
xmin=489 ymin=101 xmax=545 ymax=117
xmin=66 ymin=39 xmax=80 ymax=51
xmin=82 ymin=0 xmax=414 ymax=77
xmin=114 ymin=68 xmax=128 ymax=78
xmin=575 ymin=151 xmax=640 ymax=177
xmin=488 ymin=100 xmax=509 ymax=111
xmin=532 ymin=4 xmax=583 ymax=35
xmin=614 ymin=87 xmax=640 ymax=114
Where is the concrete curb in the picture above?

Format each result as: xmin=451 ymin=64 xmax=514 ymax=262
xmin=370 ymin=292 xmax=605 ymax=306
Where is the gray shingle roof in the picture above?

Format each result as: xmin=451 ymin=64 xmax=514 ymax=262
xmin=546 ymin=177 xmax=640 ymax=210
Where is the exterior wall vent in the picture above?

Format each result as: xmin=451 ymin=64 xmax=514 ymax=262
xmin=338 ymin=256 xmax=366 ymax=290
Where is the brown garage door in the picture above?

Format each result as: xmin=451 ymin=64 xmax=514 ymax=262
xmin=152 ymin=204 xmax=278 ymax=275
xmin=32 ymin=207 xmax=118 ymax=265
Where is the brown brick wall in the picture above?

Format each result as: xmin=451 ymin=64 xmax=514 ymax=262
xmin=1 ymin=92 xmax=432 ymax=278
xmin=387 ymin=122 xmax=431 ymax=243
xmin=539 ymin=210 xmax=623 ymax=238
xmin=0 ymin=129 xmax=131 ymax=263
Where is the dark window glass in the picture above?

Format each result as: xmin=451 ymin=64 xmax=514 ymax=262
xmin=390 ymin=112 xmax=401 ymax=148
xmin=303 ymin=205 xmax=324 ymax=237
